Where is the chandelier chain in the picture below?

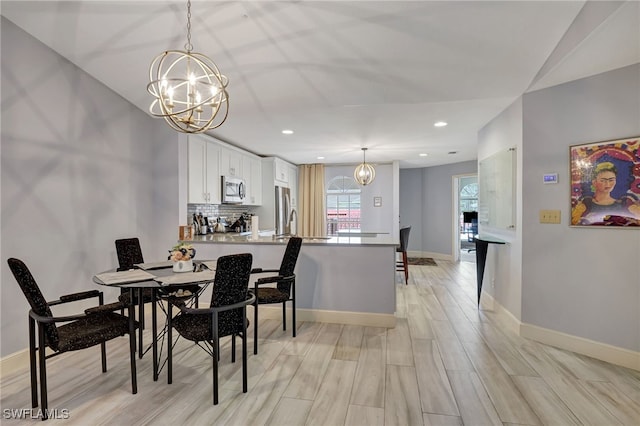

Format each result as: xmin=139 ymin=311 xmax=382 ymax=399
xmin=185 ymin=0 xmax=193 ymax=52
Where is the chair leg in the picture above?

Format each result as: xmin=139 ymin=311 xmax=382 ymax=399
xmin=212 ymin=345 xmax=219 ymax=405
xmin=37 ymin=325 xmax=48 ymax=420
xmin=402 ymin=251 xmax=409 ymax=284
xmin=138 ymin=290 xmax=144 ymax=359
xmin=212 ymin=313 xmax=219 ymax=405
xmin=127 ymin=290 xmax=138 ymax=395
xmin=28 ymin=317 xmax=38 ymax=408
xmin=253 ymin=300 xmax=258 ymax=355
xmin=231 ymin=335 xmax=236 ymax=363
xmin=101 ymin=342 xmax=107 ymax=373
xmin=292 ymin=285 xmax=296 ymax=338
xmin=242 ymin=308 xmax=248 ymax=393
xmin=167 ymin=303 xmax=173 ymax=385
xmin=282 ymin=302 xmax=287 ymax=331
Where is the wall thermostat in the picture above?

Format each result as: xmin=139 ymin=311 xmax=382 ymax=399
xmin=543 ymin=173 xmax=558 ymax=184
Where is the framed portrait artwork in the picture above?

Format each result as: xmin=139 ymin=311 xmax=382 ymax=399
xmin=570 ymin=136 xmax=640 ymax=227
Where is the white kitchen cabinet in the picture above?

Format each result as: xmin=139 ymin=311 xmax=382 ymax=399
xmin=220 ymin=145 xmax=242 ymax=177
xmin=187 ymin=135 xmax=220 ymax=204
xmin=288 ymin=164 xmax=298 ymax=209
xmin=243 ymin=156 xmax=263 ymax=205
xmin=274 ymin=157 xmax=289 ymax=184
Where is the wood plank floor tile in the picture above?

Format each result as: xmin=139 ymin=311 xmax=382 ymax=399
xmin=384 ymin=364 xmax=424 ymax=426
xmin=386 ymin=318 xmax=414 ymax=366
xmin=223 ymin=354 xmax=303 ymax=426
xmin=511 ymin=375 xmax=582 ymax=425
xmin=305 ymin=359 xmax=357 ymax=426
xmin=423 ymin=413 xmax=463 ymax=426
xmin=460 ymin=339 xmax=541 ymax=425
xmin=350 ymin=327 xmax=387 ymax=408
xmin=447 ymin=371 xmax=503 ymax=426
xmin=344 ymin=404 xmax=385 ymax=426
xmin=412 ymin=339 xmax=459 ymax=416
xmin=266 ymin=397 xmax=313 ymax=426
xmin=333 ymin=324 xmax=365 ymax=362
xmin=283 ymin=323 xmax=343 ymax=400
xmin=582 ymin=380 xmax=640 ymax=425
xmin=544 ymin=374 xmax=623 ymax=425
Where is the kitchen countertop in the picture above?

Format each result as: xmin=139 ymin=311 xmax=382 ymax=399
xmin=184 ymin=232 xmax=398 ymax=247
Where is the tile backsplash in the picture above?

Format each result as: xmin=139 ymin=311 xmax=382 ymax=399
xmin=187 ymin=204 xmax=257 ymax=224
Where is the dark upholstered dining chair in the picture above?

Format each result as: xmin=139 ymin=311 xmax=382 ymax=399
xmin=7 ymin=258 xmax=138 ymax=420
xmin=115 ymin=238 xmax=156 ymax=357
xmin=250 ymin=237 xmax=302 ymax=354
xmin=396 ymin=226 xmax=411 ymax=284
xmin=167 ymin=253 xmax=255 ymax=405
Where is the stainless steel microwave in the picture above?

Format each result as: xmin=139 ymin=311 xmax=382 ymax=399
xmin=221 ymin=176 xmax=246 ymax=204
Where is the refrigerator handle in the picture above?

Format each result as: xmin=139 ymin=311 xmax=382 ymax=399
xmin=285 ymin=192 xmax=291 ymax=226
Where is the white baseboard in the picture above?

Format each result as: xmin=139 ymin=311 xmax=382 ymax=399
xmin=520 ymin=323 xmax=640 ymax=371
xmin=484 ymin=295 xmax=639 ymax=371
xmin=257 ymin=306 xmax=396 ymax=328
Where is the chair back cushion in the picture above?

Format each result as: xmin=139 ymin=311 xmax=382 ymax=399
xmin=399 ymin=226 xmax=411 ymax=252
xmin=115 ymin=238 xmax=144 ymax=271
xmin=277 ymin=237 xmax=302 ymax=294
xmin=211 ymin=253 xmax=253 ymax=336
xmin=7 ymin=258 xmax=60 ymax=351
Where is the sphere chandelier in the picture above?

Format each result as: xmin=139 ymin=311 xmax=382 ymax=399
xmin=147 ymin=0 xmax=229 ymax=133
xmin=354 ymin=148 xmax=376 ymax=186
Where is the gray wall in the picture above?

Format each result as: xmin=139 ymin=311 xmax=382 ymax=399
xmin=1 ymin=18 xmax=180 ymax=357
xmin=400 ymin=160 xmax=478 ymax=257
xmin=477 ymin=98 xmax=523 ymax=318
xmin=521 ymin=64 xmax=639 ymax=351
xmin=325 ymin=164 xmax=396 ymax=234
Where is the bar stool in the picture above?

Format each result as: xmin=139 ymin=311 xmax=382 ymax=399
xmin=396 ymin=226 xmax=411 ymax=284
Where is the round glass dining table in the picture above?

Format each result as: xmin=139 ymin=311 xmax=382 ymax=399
xmin=93 ymin=260 xmax=216 ymax=381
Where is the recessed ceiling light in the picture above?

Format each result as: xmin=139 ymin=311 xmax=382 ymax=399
xmin=282 ymin=129 xmax=294 ymax=135
xmin=434 ymin=121 xmax=448 ymax=127
xmin=419 ymin=153 xmax=428 ymax=157
xmin=317 ymin=156 xmax=325 ymax=160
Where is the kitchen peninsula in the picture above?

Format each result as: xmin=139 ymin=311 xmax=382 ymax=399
xmin=183 ymin=233 xmax=399 ymax=328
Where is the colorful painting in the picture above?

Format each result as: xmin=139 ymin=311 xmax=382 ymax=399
xmin=570 ymin=137 xmax=640 ymax=227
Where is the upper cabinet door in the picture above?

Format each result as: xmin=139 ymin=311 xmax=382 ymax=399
xmin=288 ymin=164 xmax=298 ymax=208
xmin=274 ymin=158 xmax=289 ymax=184
xmin=187 ymin=135 xmax=220 ymax=204
xmin=220 ymin=146 xmax=242 ymax=177
xmin=206 ymin=143 xmax=221 ymax=204
xmin=187 ymin=136 xmax=207 ymax=204
xmin=243 ymin=155 xmax=262 ymax=205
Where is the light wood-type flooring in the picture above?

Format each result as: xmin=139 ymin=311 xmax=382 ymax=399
xmin=1 ymin=260 xmax=639 ymax=425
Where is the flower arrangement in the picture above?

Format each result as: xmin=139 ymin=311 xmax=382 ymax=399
xmin=168 ymin=243 xmax=196 ymax=262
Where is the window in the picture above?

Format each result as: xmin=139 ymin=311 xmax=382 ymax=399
xmin=326 ymin=176 xmax=361 ymax=234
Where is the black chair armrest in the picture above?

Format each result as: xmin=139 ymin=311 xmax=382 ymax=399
xmin=250 ymin=268 xmax=279 ymax=274
xmin=85 ymin=301 xmax=126 ymax=315
xmin=29 ymin=309 xmax=88 ymax=323
xmin=178 ymin=293 xmax=256 ymax=315
xmin=256 ymin=274 xmax=295 ymax=285
xmin=50 ymin=290 xmax=101 ymax=305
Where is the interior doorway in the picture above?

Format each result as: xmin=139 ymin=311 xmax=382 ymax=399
xmin=453 ymin=174 xmax=478 ymax=262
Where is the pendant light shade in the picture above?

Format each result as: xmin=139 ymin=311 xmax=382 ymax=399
xmin=147 ymin=0 xmax=229 ymax=133
xmin=354 ymin=148 xmax=376 ymax=186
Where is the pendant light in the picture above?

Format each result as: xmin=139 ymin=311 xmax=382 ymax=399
xmin=147 ymin=0 xmax=229 ymax=133
xmin=354 ymin=148 xmax=376 ymax=186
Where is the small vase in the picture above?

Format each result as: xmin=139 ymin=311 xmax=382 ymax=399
xmin=173 ymin=259 xmax=193 ymax=273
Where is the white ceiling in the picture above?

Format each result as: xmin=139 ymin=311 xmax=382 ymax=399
xmin=2 ymin=1 xmax=638 ymax=168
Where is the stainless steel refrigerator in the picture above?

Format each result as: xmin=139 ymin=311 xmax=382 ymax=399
xmin=275 ymin=185 xmax=291 ymax=236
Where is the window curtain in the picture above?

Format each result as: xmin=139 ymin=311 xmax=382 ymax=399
xmin=298 ymin=164 xmax=326 ymax=237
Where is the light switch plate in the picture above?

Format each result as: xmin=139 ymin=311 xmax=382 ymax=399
xmin=539 ymin=209 xmax=561 ymax=224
